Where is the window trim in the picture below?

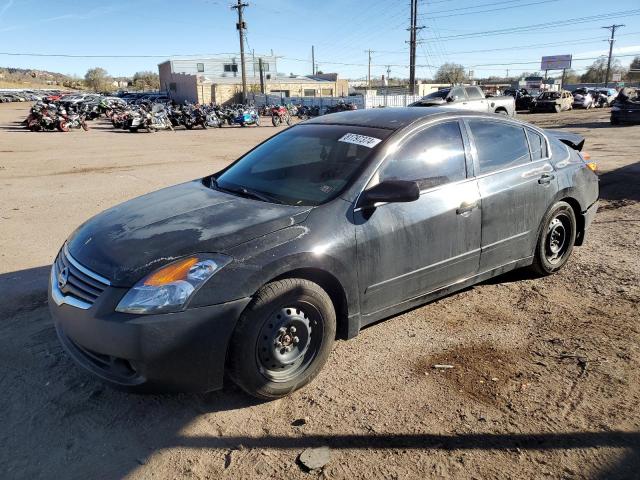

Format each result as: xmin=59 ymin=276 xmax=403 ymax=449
xmin=196 ymin=62 xmax=205 ymax=73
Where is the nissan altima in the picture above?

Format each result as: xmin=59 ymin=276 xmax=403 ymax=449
xmin=49 ymin=108 xmax=599 ymax=399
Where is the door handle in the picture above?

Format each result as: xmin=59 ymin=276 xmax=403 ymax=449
xmin=538 ymin=173 xmax=555 ymax=185
xmin=456 ymin=201 xmax=478 ymax=215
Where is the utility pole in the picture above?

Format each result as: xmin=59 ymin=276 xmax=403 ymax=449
xmin=407 ymin=0 xmax=424 ymax=95
xmin=311 ymin=45 xmax=315 ymax=75
xmin=365 ymin=49 xmax=374 ymax=88
xmin=603 ymin=24 xmax=624 ymax=88
xmin=231 ymin=0 xmax=249 ymax=103
xmin=258 ymin=58 xmax=265 ymax=94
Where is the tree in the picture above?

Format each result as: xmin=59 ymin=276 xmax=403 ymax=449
xmin=133 ymin=71 xmax=160 ymax=91
xmin=434 ymin=63 xmax=467 ymax=85
xmin=558 ymin=69 xmax=579 ymax=85
xmin=84 ymin=67 xmax=110 ymax=91
xmin=580 ymin=57 xmax=625 ymax=84
xmin=627 ymin=56 xmax=640 ymax=81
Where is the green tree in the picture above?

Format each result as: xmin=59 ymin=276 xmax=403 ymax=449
xmin=434 ymin=63 xmax=468 ymax=85
xmin=84 ymin=67 xmax=110 ymax=91
xmin=132 ymin=71 xmax=160 ymax=91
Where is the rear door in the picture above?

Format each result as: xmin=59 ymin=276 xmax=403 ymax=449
xmin=464 ymin=119 xmax=557 ymax=271
xmin=355 ymin=120 xmax=481 ymax=316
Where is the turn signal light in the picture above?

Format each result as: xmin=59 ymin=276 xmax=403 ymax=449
xmin=580 ymin=151 xmax=591 ymax=160
xmin=586 ymin=162 xmax=597 ymax=172
xmin=143 ymin=257 xmax=198 ymax=286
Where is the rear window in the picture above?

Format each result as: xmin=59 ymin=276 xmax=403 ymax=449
xmin=465 ymin=87 xmax=483 ymax=100
xmin=467 ymin=120 xmax=531 ymax=174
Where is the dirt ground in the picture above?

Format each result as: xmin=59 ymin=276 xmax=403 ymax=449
xmin=0 ymin=103 xmax=638 ymax=480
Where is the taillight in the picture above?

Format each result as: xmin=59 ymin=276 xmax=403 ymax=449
xmin=578 ymin=151 xmax=596 ymax=171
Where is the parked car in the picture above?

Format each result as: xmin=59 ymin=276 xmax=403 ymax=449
xmin=504 ymin=88 xmax=534 ymax=110
xmin=529 ymin=90 xmax=573 ymax=113
xmin=594 ymin=88 xmax=618 ymax=107
xmin=409 ymin=86 xmax=515 ymax=116
xmin=610 ymin=87 xmax=640 ymax=125
xmin=49 ymin=108 xmax=598 ymax=399
xmin=571 ymin=88 xmax=595 ymax=109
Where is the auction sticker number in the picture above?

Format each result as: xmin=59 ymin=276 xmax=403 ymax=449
xmin=338 ymin=133 xmax=382 ymax=148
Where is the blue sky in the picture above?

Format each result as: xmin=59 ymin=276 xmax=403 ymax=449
xmin=0 ymin=0 xmax=639 ymax=80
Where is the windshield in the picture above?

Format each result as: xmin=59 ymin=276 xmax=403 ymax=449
xmin=214 ymin=124 xmax=391 ymax=206
xmin=539 ymin=92 xmax=560 ymax=100
xmin=423 ymin=89 xmax=450 ymax=100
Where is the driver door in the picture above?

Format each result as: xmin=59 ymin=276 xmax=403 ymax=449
xmin=354 ymin=120 xmax=481 ymax=318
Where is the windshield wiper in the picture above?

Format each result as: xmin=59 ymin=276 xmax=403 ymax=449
xmin=211 ymin=178 xmax=280 ymax=204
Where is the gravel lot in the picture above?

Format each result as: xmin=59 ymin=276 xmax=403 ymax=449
xmin=0 ymin=103 xmax=638 ymax=480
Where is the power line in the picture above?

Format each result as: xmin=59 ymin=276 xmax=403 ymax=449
xmin=419 ymin=0 xmax=559 ymax=19
xmin=435 ymin=9 xmax=640 ymax=40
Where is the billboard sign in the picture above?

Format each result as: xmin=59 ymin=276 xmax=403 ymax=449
xmin=541 ymin=55 xmax=572 ymax=71
xmin=612 ymin=73 xmax=622 ymax=82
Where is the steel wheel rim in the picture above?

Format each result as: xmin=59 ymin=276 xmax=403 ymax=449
xmin=545 ymin=213 xmax=571 ymax=264
xmin=256 ymin=302 xmax=323 ymax=382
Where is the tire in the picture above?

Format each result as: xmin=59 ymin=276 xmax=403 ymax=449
xmin=201 ymin=121 xmax=208 ymax=129
xmin=227 ymin=278 xmax=336 ymax=399
xmin=272 ymin=115 xmax=280 ymax=127
xmin=495 ymin=109 xmax=508 ymax=115
xmin=554 ymin=105 xmax=561 ymax=113
xmin=81 ymin=121 xmax=89 ymax=131
xmin=129 ymin=127 xmax=138 ymax=133
xmin=611 ymin=116 xmax=620 ymax=125
xmin=530 ymin=201 xmax=577 ymax=276
xmin=285 ymin=114 xmax=292 ymax=125
xmin=58 ymin=120 xmax=69 ymax=132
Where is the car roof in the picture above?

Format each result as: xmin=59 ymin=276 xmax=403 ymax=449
xmin=304 ymin=107 xmax=488 ymax=131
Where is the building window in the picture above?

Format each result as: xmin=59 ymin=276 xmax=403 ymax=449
xmin=224 ymin=64 xmax=238 ymax=73
xmin=196 ymin=63 xmax=204 ymax=72
xmin=303 ymin=89 xmax=315 ymax=96
xmin=321 ymin=88 xmax=333 ymax=96
xmin=169 ymin=82 xmax=177 ymax=92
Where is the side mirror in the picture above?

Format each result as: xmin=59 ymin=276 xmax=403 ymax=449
xmin=359 ymin=180 xmax=420 ymax=209
xmin=446 ymin=96 xmax=457 ymax=103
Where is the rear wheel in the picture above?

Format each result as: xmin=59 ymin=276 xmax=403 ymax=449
xmin=227 ymin=278 xmax=336 ymax=399
xmin=58 ymin=120 xmax=69 ymax=132
xmin=530 ymin=201 xmax=576 ymax=276
xmin=272 ymin=115 xmax=280 ymax=127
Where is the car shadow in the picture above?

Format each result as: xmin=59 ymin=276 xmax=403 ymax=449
xmin=552 ymin=121 xmax=616 ymax=129
xmin=598 ymin=161 xmax=640 ymax=203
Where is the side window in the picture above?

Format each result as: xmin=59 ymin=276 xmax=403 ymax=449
xmin=465 ymin=87 xmax=483 ymax=100
xmin=526 ymin=128 xmax=547 ymax=160
xmin=196 ymin=63 xmax=204 ymax=73
xmin=450 ymin=87 xmax=466 ymax=101
xmin=378 ymin=121 xmax=467 ymax=190
xmin=467 ymin=120 xmax=531 ymax=174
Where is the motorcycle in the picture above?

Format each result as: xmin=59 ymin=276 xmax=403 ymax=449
xmin=296 ymin=105 xmax=320 ymax=120
xmin=233 ymin=108 xmax=260 ymax=127
xmin=58 ymin=107 xmax=89 ymax=131
xmin=129 ymin=105 xmax=174 ymax=132
xmin=271 ymin=105 xmax=291 ymax=127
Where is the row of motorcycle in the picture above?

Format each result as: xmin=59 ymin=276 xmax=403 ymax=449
xmin=23 ymin=102 xmax=91 ymax=132
xmin=23 ymin=96 xmax=359 ymax=133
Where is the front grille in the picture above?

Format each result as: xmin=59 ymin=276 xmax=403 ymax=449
xmin=53 ymin=246 xmax=110 ymax=307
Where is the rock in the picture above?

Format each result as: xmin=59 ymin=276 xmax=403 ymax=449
xmin=291 ymin=418 xmax=307 ymax=427
xmin=298 ymin=446 xmax=331 ymax=471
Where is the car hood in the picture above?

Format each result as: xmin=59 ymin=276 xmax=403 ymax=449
xmin=66 ymin=179 xmax=312 ymax=286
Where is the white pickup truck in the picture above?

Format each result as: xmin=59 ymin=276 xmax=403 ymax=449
xmin=409 ymin=85 xmax=516 ymax=117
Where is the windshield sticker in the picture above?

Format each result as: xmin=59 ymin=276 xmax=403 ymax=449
xmin=320 ymin=185 xmax=334 ymax=194
xmin=338 ymin=133 xmax=382 ymax=148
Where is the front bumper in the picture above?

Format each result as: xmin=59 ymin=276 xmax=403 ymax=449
xmin=611 ymin=108 xmax=640 ymax=123
xmin=48 ymin=264 xmax=251 ymax=392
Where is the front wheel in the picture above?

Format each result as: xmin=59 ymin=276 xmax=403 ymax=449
xmin=272 ymin=115 xmax=280 ymax=127
xmin=227 ymin=278 xmax=336 ymax=399
xmin=530 ymin=201 xmax=577 ymax=276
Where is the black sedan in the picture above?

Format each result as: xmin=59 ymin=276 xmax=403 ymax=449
xmin=49 ymin=108 xmax=599 ymax=399
xmin=611 ymin=87 xmax=640 ymax=125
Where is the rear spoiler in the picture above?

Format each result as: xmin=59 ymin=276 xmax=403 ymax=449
xmin=545 ymin=129 xmax=585 ymax=151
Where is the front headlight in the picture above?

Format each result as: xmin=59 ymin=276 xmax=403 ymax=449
xmin=115 ymin=254 xmax=231 ymax=314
